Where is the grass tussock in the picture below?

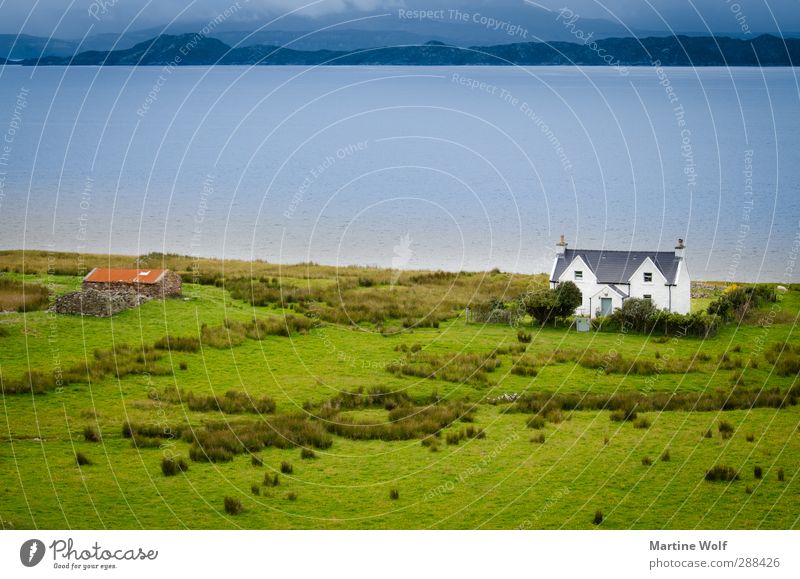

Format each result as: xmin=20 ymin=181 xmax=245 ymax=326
xmin=387 ymin=351 xmax=501 ymax=385
xmin=155 ymin=386 xmax=276 ymax=414
xmin=389 ymin=489 xmax=399 ymax=500
xmin=280 ymin=461 xmax=293 ymax=474
xmin=0 ymin=277 xmax=49 ymax=312
xmin=161 ymin=455 xmax=189 ymax=476
xmin=510 ymin=354 xmax=538 ymax=377
xmin=593 ymin=510 xmax=603 ymax=525
xmin=1 ymin=343 xmax=172 ymax=395
xmin=185 ymin=416 xmax=332 ymax=463
xmin=75 ymin=452 xmax=92 ymax=466
xmin=154 ymin=335 xmax=200 ymax=352
xmin=754 ymin=466 xmax=763 ymax=479
xmin=223 ymin=496 xmax=243 ymax=515
xmin=765 ymin=342 xmax=800 ymax=377
xmin=513 ymin=384 xmax=800 ymax=418
xmin=300 ymin=448 xmax=317 ymax=460
xmin=83 ymin=425 xmax=101 ymax=442
xmin=321 ymin=400 xmax=474 ymax=441
xmin=705 ymin=465 xmax=739 ymax=482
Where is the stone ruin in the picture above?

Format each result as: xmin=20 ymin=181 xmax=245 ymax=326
xmin=52 ymin=288 xmax=151 ymax=318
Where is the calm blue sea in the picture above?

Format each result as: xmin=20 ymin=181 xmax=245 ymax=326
xmin=0 ymin=65 xmax=798 ymax=281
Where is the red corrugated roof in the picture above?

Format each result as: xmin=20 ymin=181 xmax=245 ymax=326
xmin=84 ymin=268 xmax=166 ymax=285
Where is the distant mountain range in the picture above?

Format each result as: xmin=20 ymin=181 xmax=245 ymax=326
xmin=5 ymin=33 xmax=797 ymax=67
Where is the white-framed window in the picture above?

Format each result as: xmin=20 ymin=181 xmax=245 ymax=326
xmin=574 ymin=270 xmax=583 ymax=281
xmin=643 ymin=272 xmax=653 ymax=283
xmin=643 ymin=294 xmax=652 ymax=300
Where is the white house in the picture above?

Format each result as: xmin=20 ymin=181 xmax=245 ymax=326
xmin=549 ymin=236 xmax=691 ymax=318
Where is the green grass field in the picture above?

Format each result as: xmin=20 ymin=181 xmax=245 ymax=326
xmin=0 ymin=253 xmax=798 ymax=529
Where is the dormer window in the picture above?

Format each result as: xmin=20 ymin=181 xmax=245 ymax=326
xmin=643 ymin=272 xmax=653 ymax=283
xmin=575 ymin=270 xmax=583 ymax=281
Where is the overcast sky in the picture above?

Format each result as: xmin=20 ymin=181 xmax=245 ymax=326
xmin=2 ymin=0 xmax=799 ymax=38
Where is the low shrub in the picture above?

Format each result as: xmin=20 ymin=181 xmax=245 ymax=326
xmin=517 ymin=331 xmax=532 ymax=344
xmin=280 ymin=461 xmax=293 ymax=474
xmin=634 ymin=417 xmax=651 ymax=429
xmin=75 ymin=452 xmax=92 ymax=466
xmin=705 ymin=465 xmax=739 ymax=482
xmin=223 ymin=496 xmax=243 ymax=515
xmin=161 ymin=455 xmax=189 ymax=476
xmin=300 ymin=448 xmax=317 ymax=460
xmin=251 ymin=484 xmax=260 ymax=496
xmin=754 ymin=466 xmax=763 ymax=479
xmin=641 ymin=456 xmax=653 ymax=466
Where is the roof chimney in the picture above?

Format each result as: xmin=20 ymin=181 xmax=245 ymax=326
xmin=675 ymin=238 xmax=685 ymax=259
xmin=556 ymin=234 xmax=567 ymax=256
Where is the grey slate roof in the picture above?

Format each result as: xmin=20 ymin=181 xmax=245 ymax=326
xmin=551 ymin=249 xmax=681 ymax=285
